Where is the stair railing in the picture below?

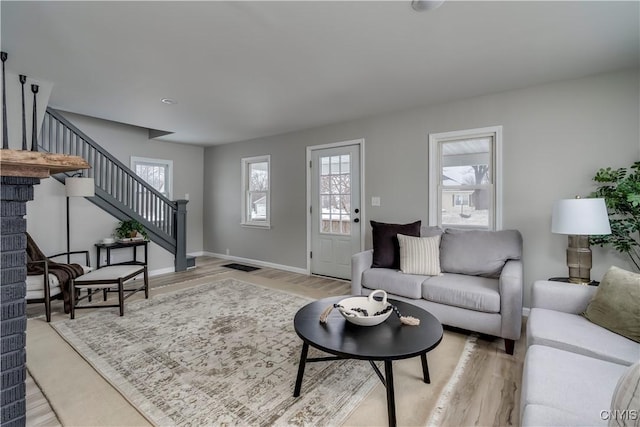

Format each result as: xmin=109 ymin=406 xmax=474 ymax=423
xmin=39 ymin=107 xmax=188 ymax=270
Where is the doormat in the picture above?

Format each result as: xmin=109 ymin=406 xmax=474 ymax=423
xmin=222 ymin=263 xmax=261 ymax=272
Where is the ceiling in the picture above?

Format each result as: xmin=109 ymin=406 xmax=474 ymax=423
xmin=1 ymin=1 xmax=638 ymax=146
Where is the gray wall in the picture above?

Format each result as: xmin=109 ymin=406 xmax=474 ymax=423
xmin=27 ymin=112 xmax=205 ymax=274
xmin=204 ymin=69 xmax=640 ymax=307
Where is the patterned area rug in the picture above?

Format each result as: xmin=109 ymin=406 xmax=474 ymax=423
xmin=52 ymin=278 xmax=378 ymax=426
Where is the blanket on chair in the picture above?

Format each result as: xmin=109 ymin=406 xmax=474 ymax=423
xmin=26 ymin=233 xmax=85 ymax=314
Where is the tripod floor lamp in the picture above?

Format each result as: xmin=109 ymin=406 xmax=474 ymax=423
xmin=65 ymin=175 xmax=95 ymax=263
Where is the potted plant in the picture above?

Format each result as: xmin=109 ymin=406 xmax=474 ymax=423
xmin=590 ymin=161 xmax=640 ymax=271
xmin=115 ymin=219 xmax=148 ymax=240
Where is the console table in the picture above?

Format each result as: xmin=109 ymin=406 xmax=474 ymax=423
xmin=95 ymin=240 xmax=148 ymax=269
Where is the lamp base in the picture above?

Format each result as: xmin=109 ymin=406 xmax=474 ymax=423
xmin=566 ymin=235 xmax=592 ymax=284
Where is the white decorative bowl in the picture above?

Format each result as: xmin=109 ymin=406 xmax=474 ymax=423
xmin=102 ymin=237 xmax=115 ymax=244
xmin=336 ymin=290 xmax=392 ymax=326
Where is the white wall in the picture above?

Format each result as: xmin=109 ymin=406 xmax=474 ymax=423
xmin=26 ymin=112 xmax=205 ymax=274
xmin=204 ymin=69 xmax=639 ymax=307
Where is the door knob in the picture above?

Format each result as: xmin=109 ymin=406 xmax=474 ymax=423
xmin=354 ymin=208 xmax=360 ymax=214
xmin=354 ymin=218 xmax=360 ymax=223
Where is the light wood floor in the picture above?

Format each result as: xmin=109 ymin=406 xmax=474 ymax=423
xmin=26 ymin=256 xmax=525 ymax=426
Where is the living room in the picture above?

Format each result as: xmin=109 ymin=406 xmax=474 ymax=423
xmin=1 ymin=1 xmax=638 ymax=426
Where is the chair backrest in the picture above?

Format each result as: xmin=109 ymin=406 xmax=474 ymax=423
xmin=26 ymin=232 xmax=48 ymax=263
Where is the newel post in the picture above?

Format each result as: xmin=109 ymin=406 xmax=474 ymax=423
xmin=174 ymin=199 xmax=188 ymax=272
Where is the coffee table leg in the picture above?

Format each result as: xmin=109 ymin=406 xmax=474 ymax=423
xmin=421 ymin=353 xmax=431 ymax=384
xmin=384 ymin=361 xmax=397 ymax=427
xmin=293 ymin=342 xmax=309 ymax=397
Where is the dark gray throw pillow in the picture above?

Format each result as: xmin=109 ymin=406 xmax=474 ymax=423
xmin=371 ymin=220 xmax=421 ymax=269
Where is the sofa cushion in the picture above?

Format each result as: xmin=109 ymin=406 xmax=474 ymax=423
xmin=362 ymin=268 xmax=426 ymax=299
xmin=439 ymin=228 xmax=522 ymax=278
xmin=422 ymin=273 xmax=500 ymax=313
xmin=527 ymin=308 xmax=639 ymax=366
xmin=420 ymin=225 xmax=443 ymax=238
xmin=397 ymin=234 xmax=441 ymax=276
xmin=584 ymin=266 xmax=640 ymax=343
xmin=522 ymin=404 xmax=595 ymax=427
xmin=609 ymin=361 xmax=640 ymax=427
xmin=522 ymin=345 xmax=628 ymax=427
xmin=370 ymin=220 xmax=421 ymax=269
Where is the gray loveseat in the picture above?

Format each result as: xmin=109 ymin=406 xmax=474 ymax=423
xmin=351 ymin=226 xmax=523 ymax=354
xmin=521 ymin=280 xmax=640 ymax=426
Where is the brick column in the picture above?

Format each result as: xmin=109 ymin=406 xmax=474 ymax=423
xmin=1 ymin=176 xmax=39 ymax=427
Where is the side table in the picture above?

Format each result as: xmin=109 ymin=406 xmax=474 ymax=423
xmin=548 ymin=277 xmax=600 ymax=286
xmin=95 ymin=240 xmax=148 ymax=269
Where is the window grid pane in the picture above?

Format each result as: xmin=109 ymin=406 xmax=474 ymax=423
xmin=319 ymin=154 xmax=351 ymax=235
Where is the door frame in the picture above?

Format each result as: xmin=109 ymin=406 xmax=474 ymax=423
xmin=306 ymin=138 xmax=366 ymax=276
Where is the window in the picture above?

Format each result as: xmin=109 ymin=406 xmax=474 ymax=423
xmin=130 ymin=156 xmax=173 ymax=226
xmin=429 ymin=126 xmax=502 ymax=230
xmin=241 ymin=155 xmax=270 ymax=227
xmin=131 ymin=156 xmax=173 ymax=199
xmin=319 ymin=154 xmax=351 ymax=235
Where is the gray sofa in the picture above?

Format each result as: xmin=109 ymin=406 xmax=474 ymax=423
xmin=351 ymin=227 xmax=523 ymax=354
xmin=521 ymin=280 xmax=639 ymax=426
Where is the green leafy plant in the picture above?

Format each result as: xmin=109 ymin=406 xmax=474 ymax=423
xmin=115 ymin=219 xmax=148 ymax=240
xmin=590 ymin=161 xmax=640 ymax=271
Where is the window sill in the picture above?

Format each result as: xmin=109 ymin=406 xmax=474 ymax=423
xmin=241 ymin=223 xmax=271 ymax=229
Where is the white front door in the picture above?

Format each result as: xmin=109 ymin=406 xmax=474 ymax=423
xmin=310 ymin=144 xmax=362 ymax=279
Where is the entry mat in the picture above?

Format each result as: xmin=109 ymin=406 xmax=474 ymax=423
xmin=222 ymin=263 xmax=261 ymax=272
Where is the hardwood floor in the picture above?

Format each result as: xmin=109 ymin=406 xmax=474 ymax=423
xmin=26 ymin=256 xmax=525 ymax=426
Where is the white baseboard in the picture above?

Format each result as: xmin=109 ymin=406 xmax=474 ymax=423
xmin=148 ymin=266 xmax=176 ymax=277
xmin=187 ymin=251 xmax=207 ymax=257
xmin=202 ymin=252 xmax=309 ymax=275
xmin=522 ymin=307 xmax=530 ymax=317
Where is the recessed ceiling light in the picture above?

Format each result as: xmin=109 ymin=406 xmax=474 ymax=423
xmin=161 ymin=98 xmax=177 ymax=105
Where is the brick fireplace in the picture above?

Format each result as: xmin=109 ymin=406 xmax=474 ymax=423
xmin=0 ymin=150 xmax=88 ymax=426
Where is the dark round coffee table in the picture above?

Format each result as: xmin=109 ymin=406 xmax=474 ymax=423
xmin=293 ymin=296 xmax=443 ymax=427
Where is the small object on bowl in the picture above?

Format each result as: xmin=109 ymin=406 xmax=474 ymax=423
xmin=102 ymin=237 xmax=115 ymax=244
xmin=336 ymin=290 xmax=392 ymax=326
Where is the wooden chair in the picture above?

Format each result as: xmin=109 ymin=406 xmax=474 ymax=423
xmin=26 ymin=233 xmax=92 ymax=322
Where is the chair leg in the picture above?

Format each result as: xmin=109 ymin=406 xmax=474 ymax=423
xmin=70 ymin=280 xmax=75 ymax=319
xmin=43 ymin=275 xmax=51 ymax=323
xmin=505 ymin=339 xmax=515 ymax=355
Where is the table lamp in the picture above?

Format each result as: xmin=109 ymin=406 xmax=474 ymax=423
xmin=551 ymin=197 xmax=611 ymax=284
xmin=65 ymin=175 xmax=95 ymax=263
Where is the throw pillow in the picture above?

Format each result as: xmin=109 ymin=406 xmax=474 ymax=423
xmin=584 ymin=266 xmax=640 ymax=343
xmin=439 ymin=228 xmax=522 ymax=278
xmin=371 ymin=220 xmax=421 ymax=269
xmin=397 ymin=234 xmax=441 ymax=276
xmin=609 ymin=361 xmax=640 ymax=427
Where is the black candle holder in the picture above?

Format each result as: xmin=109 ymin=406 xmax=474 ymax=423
xmin=20 ymin=75 xmax=27 ymax=150
xmin=31 ymin=84 xmax=39 ymax=152
xmin=1 ymin=51 xmax=8 ymax=149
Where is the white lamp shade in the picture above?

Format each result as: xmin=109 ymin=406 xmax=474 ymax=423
xmin=551 ymin=198 xmax=611 ymax=235
xmin=65 ymin=177 xmax=95 ymax=197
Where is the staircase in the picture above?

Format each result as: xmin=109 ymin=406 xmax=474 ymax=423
xmin=39 ymin=107 xmax=193 ymax=271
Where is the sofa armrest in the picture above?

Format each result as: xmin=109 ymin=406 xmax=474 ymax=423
xmin=351 ymin=249 xmax=373 ymax=295
xmin=531 ymin=280 xmax=597 ymax=314
xmin=499 ymin=259 xmax=524 ymax=340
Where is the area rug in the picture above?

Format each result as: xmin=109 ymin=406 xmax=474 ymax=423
xmin=51 ymin=278 xmax=379 ymax=426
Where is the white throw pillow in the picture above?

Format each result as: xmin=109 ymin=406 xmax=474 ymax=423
xmin=397 ymin=233 xmax=441 ymax=276
xmin=608 ymin=361 xmax=640 ymax=427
